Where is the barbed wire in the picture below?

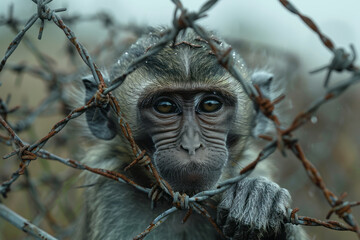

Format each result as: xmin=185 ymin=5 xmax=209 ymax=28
xmin=0 ymin=203 xmax=57 ymax=240
xmin=0 ymin=0 xmax=359 ymax=239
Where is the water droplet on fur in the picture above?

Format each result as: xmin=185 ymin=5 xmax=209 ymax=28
xmin=308 ymin=190 xmax=314 ymax=198
xmin=311 ymin=116 xmax=318 ymax=124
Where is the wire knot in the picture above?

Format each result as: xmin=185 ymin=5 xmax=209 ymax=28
xmin=331 ymin=46 xmax=356 ymax=72
xmin=327 ymin=194 xmax=352 ymax=219
xmin=287 ymin=208 xmax=300 ymax=225
xmin=35 ymin=0 xmax=66 ymax=39
xmin=253 ymin=84 xmax=284 ymax=126
xmin=37 ymin=0 xmax=54 ymax=21
xmin=172 ymin=2 xmax=207 ymax=31
xmin=18 ymin=145 xmax=37 ymax=174
xmin=311 ymin=45 xmax=357 ymax=87
xmin=18 ymin=145 xmax=37 ymax=162
xmin=94 ymin=90 xmax=110 ymax=108
xmin=173 ymin=192 xmax=190 ymax=210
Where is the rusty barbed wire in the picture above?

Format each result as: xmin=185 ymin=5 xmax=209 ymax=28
xmin=279 ymin=0 xmax=358 ymax=87
xmin=0 ymin=203 xmax=57 ymax=240
xmin=0 ymin=3 xmax=143 ymax=136
xmin=0 ymin=0 xmax=359 ymax=239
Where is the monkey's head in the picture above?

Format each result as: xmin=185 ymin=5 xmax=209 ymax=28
xmin=83 ymin=28 xmax=274 ymax=195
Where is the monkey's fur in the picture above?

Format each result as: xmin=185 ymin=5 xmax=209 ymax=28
xmin=71 ymin=28 xmax=308 ymax=240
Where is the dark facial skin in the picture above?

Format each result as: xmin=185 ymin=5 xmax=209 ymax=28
xmin=139 ymin=88 xmax=237 ymax=194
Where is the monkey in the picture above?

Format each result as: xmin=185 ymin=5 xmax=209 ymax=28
xmin=70 ymin=27 xmax=308 ymax=240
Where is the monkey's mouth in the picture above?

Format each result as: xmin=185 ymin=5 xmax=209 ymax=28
xmin=159 ymin=167 xmax=221 ymax=195
xmin=153 ymin=149 xmax=227 ymax=195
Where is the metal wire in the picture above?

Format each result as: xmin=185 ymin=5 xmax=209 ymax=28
xmin=0 ymin=0 xmax=359 ymax=239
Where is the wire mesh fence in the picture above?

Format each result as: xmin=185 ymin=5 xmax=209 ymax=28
xmin=0 ymin=0 xmax=359 ymax=239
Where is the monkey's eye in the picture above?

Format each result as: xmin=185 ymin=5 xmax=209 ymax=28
xmin=199 ymin=97 xmax=222 ymax=113
xmin=154 ymin=99 xmax=179 ymax=114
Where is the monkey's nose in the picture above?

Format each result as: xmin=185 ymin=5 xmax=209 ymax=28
xmin=180 ymin=128 xmax=202 ymax=155
xmin=180 ymin=142 xmax=201 ymax=155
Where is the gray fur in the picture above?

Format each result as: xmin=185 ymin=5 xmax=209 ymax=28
xmin=218 ymin=176 xmax=292 ymax=239
xmin=69 ymin=28 xmax=308 ymax=239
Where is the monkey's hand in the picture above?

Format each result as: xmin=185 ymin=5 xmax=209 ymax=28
xmin=217 ymin=176 xmax=291 ymax=240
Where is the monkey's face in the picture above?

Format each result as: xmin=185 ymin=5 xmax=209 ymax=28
xmin=81 ymin=29 xmax=253 ymax=195
xmin=138 ymin=89 xmax=237 ymax=194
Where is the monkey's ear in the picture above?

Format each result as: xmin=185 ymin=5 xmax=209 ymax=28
xmin=251 ymin=71 xmax=273 ymax=97
xmin=251 ymin=71 xmax=274 ymax=137
xmin=82 ymin=76 xmax=117 ymax=140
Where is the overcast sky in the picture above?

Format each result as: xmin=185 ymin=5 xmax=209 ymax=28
xmin=1 ymin=0 xmax=359 ymax=72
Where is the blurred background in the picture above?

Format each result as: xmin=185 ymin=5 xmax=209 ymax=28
xmin=0 ymin=0 xmax=359 ymax=239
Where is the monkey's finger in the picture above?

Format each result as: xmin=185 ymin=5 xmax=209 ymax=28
xmin=151 ymin=189 xmax=160 ymax=201
xmin=216 ymin=207 xmax=229 ymax=227
xmin=222 ymin=217 xmax=237 ymax=238
xmin=233 ymin=225 xmax=259 ymax=240
xmin=155 ymin=191 xmax=163 ymax=201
